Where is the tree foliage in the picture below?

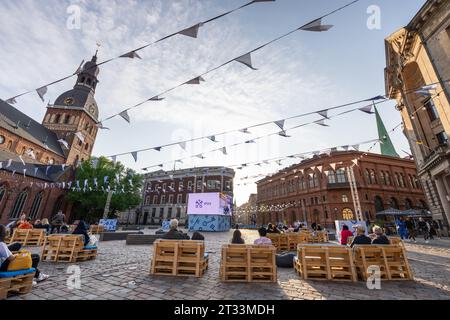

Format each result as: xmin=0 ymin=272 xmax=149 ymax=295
xmin=67 ymin=156 xmax=142 ymax=221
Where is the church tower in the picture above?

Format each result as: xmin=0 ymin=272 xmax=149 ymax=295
xmin=42 ymin=53 xmax=100 ymax=166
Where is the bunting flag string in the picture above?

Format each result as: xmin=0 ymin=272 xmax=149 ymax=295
xmin=4 ymin=0 xmax=273 ymax=104
xmin=98 ymin=0 xmax=361 ymax=124
xmin=109 ymin=97 xmax=390 ymax=161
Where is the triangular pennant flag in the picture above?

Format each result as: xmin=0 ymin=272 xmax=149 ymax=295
xmin=149 ymin=96 xmax=164 ymax=101
xmin=84 ymin=179 xmax=88 ymax=187
xmin=278 ymin=131 xmax=291 ymax=138
xmin=18 ymin=155 xmax=25 ymax=166
xmin=120 ymin=50 xmax=142 ymax=59
xmin=415 ymin=89 xmax=432 ymax=97
xmin=300 ymin=18 xmax=333 ymax=32
xmin=221 ymin=147 xmax=227 ymax=155
xmin=178 ymin=141 xmax=187 ymax=150
xmin=359 ymin=105 xmax=375 ymax=114
xmin=111 ymin=155 xmax=117 ymax=164
xmin=195 ymin=154 xmax=205 ymax=159
xmin=276 ymin=160 xmax=282 ymax=166
xmin=74 ymin=132 xmax=85 ymax=143
xmin=422 ymin=84 xmax=437 ymax=91
xmin=314 ymin=119 xmax=329 ymax=127
xmin=153 ymin=147 xmax=162 ymax=152
xmin=131 ymin=152 xmax=138 ymax=162
xmin=342 ymin=145 xmax=350 ymax=151
xmin=274 ymin=120 xmax=285 ymax=130
xmin=239 ymin=128 xmax=251 ymax=134
xmin=245 ymin=140 xmax=256 ymax=144
xmin=36 ymin=86 xmax=48 ymax=102
xmin=178 ymin=23 xmax=203 ymax=38
xmin=6 ymin=159 xmax=12 ymax=167
xmin=207 ymin=136 xmax=217 ymax=142
xmin=317 ymin=110 xmax=329 ymax=119
xmin=185 ymin=76 xmax=205 ymax=85
xmin=74 ymin=60 xmax=84 ymax=75
xmin=6 ymin=97 xmax=17 ymax=104
xmin=158 ymin=164 xmax=163 ymax=168
xmin=234 ymin=52 xmax=257 ymax=70
xmin=57 ymin=139 xmax=69 ymax=149
xmin=119 ymin=110 xmax=131 ymax=123
xmin=365 ymin=95 xmax=386 ymax=101
xmin=352 ymin=144 xmax=360 ymax=151
xmin=96 ymin=122 xmax=110 ymax=130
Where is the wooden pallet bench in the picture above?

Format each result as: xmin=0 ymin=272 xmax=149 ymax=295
xmin=266 ymin=234 xmax=290 ymax=252
xmin=0 ymin=268 xmax=36 ymax=300
xmin=41 ymin=234 xmax=97 ymax=263
xmin=353 ymin=245 xmax=413 ymax=281
xmin=150 ymin=240 xmax=208 ymax=277
xmin=9 ymin=229 xmax=46 ymax=246
xmin=89 ymin=225 xmax=105 ymax=234
xmin=220 ymin=244 xmax=277 ymax=283
xmin=294 ymin=245 xmax=357 ymax=282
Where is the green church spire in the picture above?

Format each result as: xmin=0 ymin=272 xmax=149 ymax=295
xmin=375 ymin=105 xmax=399 ymax=157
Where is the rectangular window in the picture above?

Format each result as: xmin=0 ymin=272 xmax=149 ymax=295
xmin=159 ymin=208 xmax=164 ymax=217
xmin=187 ymin=181 xmax=193 ymax=190
xmin=225 ymin=181 xmax=231 ymax=190
xmin=170 ymin=182 xmax=174 ymax=190
xmin=207 ymin=180 xmax=215 ymax=189
xmin=177 ymin=194 xmax=183 ymax=204
xmin=167 ymin=208 xmax=173 ymax=219
xmin=424 ymin=98 xmax=439 ymax=121
xmin=437 ymin=131 xmax=448 ymax=145
xmin=162 ymin=183 xmax=167 ymax=191
xmin=152 ymin=195 xmax=158 ymax=204
xmin=160 ymin=195 xmax=165 ymax=205
xmin=151 ymin=208 xmax=156 ymax=217
xmin=168 ymin=195 xmax=173 ymax=204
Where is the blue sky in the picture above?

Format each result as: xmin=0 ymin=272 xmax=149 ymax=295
xmin=0 ymin=0 xmax=426 ymax=205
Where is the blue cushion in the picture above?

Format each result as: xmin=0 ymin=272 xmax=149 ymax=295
xmin=83 ymin=245 xmax=97 ymax=250
xmin=0 ymin=268 xmax=36 ymax=278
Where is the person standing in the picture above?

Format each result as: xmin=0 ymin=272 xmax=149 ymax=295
xmin=50 ymin=210 xmax=66 ymax=234
xmin=405 ymin=218 xmax=416 ymax=242
xmin=397 ymin=217 xmax=408 ymax=240
xmin=432 ymin=220 xmax=442 ymax=239
xmin=340 ymin=225 xmax=353 ymax=245
xmin=418 ymin=217 xmax=429 ymax=243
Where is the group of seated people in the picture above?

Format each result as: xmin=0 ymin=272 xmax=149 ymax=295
xmin=340 ymin=225 xmax=391 ymax=247
xmin=161 ymin=219 xmax=205 ymax=241
xmin=6 ymin=210 xmax=70 ymax=237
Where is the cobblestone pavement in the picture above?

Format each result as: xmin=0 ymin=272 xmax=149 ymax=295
xmin=7 ymin=229 xmax=450 ymax=300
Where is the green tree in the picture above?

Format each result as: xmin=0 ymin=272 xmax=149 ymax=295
xmin=67 ymin=156 xmax=142 ymax=222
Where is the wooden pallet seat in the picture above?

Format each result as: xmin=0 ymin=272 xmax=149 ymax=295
xmin=353 ymin=245 xmax=413 ymax=281
xmin=150 ymin=240 xmax=208 ymax=277
xmin=220 ymin=244 xmax=277 ymax=283
xmin=41 ymin=235 xmax=97 ymax=263
xmin=89 ymin=225 xmax=105 ymax=234
xmin=0 ymin=268 xmax=36 ymax=300
xmin=9 ymin=229 xmax=46 ymax=247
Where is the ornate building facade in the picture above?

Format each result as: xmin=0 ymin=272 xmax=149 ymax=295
xmin=256 ymin=151 xmax=428 ymax=230
xmin=120 ymin=167 xmax=235 ymax=226
xmin=0 ymin=54 xmax=101 ymax=224
xmin=385 ymin=0 xmax=450 ymax=227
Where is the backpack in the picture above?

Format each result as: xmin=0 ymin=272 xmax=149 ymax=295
xmin=276 ymin=252 xmax=296 ymax=268
xmin=7 ymin=250 xmax=32 ymax=271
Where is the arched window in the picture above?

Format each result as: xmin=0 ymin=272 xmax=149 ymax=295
xmin=0 ymin=185 xmax=6 ymax=204
xmin=342 ymin=208 xmax=354 ymax=220
xmin=390 ymin=197 xmax=399 ymax=209
xmin=370 ymin=170 xmax=377 ymax=184
xmin=29 ymin=191 xmax=44 ymax=219
xmin=327 ymin=171 xmax=336 ymax=184
xmin=84 ymin=143 xmax=89 ymax=151
xmin=365 ymin=169 xmax=371 ymax=184
xmin=380 ymin=171 xmax=386 ymax=185
xmin=10 ymin=190 xmax=28 ymax=219
xmin=374 ymin=196 xmax=384 ymax=212
xmin=336 ymin=169 xmax=346 ymax=183
xmin=309 ymin=174 xmax=315 ymax=188
xmin=399 ymin=174 xmax=406 ymax=188
xmin=385 ymin=172 xmax=392 ymax=185
xmin=394 ymin=173 xmax=400 ymax=187
xmin=405 ymin=198 xmax=413 ymax=210
xmin=54 ymin=114 xmax=61 ymax=123
xmin=342 ymin=195 xmax=349 ymax=203
xmin=314 ymin=173 xmax=320 ymax=188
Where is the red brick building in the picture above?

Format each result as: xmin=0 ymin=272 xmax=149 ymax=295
xmin=119 ymin=167 xmax=235 ymax=225
xmin=256 ymin=151 xmax=429 ymax=229
xmin=0 ymin=54 xmax=101 ymax=224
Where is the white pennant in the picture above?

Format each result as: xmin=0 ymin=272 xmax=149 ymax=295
xmin=120 ymin=50 xmax=142 ymax=59
xmin=342 ymin=145 xmax=350 ymax=151
xmin=234 ymin=52 xmax=257 ymax=70
xmin=178 ymin=23 xmax=203 ymax=38
xmin=119 ymin=110 xmax=131 ymax=123
xmin=18 ymin=155 xmax=25 ymax=166
xmin=300 ymin=18 xmax=334 ymax=32
xmin=36 ymin=86 xmax=48 ymax=102
xmin=185 ymin=76 xmax=205 ymax=85
xmin=352 ymin=144 xmax=360 ymax=151
xmin=34 ymin=167 xmax=39 ymax=175
xmin=179 ymin=141 xmax=187 ymax=150
xmin=74 ymin=60 xmax=84 ymax=75
xmin=23 ymin=169 xmax=26 ymax=177
xmin=6 ymin=159 xmax=12 ymax=167
xmin=317 ymin=110 xmax=329 ymax=119
xmin=58 ymin=139 xmax=69 ymax=149
xmin=74 ymin=132 xmax=85 ymax=143
xmin=96 ymin=122 xmax=110 ymax=130
xmin=274 ymin=120 xmax=285 ymax=130
xmin=131 ymin=152 xmax=138 ymax=162
xmin=45 ymin=166 xmax=51 ymax=175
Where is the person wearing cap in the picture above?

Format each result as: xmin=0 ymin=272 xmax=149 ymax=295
xmin=350 ymin=226 xmax=372 ymax=248
xmin=372 ymin=226 xmax=390 ymax=245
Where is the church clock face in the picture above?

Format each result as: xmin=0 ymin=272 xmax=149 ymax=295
xmin=64 ymin=97 xmax=74 ymax=106
xmin=89 ymin=105 xmax=96 ymax=115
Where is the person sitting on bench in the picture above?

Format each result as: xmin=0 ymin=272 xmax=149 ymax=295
xmin=0 ymin=224 xmax=49 ymax=284
xmin=162 ymin=219 xmax=190 ymax=240
xmin=72 ymin=218 xmax=90 ymax=246
xmin=372 ymin=226 xmax=390 ymax=245
xmin=231 ymin=229 xmax=245 ymax=244
xmin=254 ymin=227 xmax=272 ymax=245
xmin=350 ymin=226 xmax=372 ymax=248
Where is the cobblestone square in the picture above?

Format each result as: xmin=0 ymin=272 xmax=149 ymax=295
xmin=7 ymin=229 xmax=450 ymax=300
